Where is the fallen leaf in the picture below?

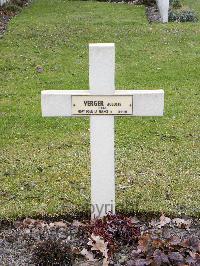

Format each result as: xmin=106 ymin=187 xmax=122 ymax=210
xmin=135 ymin=258 xmax=151 ymax=266
xmin=186 ymin=255 xmax=197 ymax=265
xmin=22 ymin=218 xmax=36 ymax=227
xmin=152 ymin=238 xmax=164 ymax=249
xmin=131 ymin=249 xmax=141 ymax=259
xmin=71 ymin=247 xmax=80 ymax=255
xmin=168 ymin=235 xmax=181 ymax=246
xmin=168 ymin=252 xmax=184 ymax=264
xmin=130 ymin=216 xmax=140 ymax=224
xmin=128 ymin=258 xmax=151 ymax=266
xmin=103 ymin=257 xmax=109 ymax=266
xmin=72 ymin=220 xmax=86 ymax=227
xmin=183 ymin=236 xmax=200 ymax=252
xmin=150 ymin=219 xmax=158 ymax=227
xmin=81 ymin=248 xmax=96 ymax=262
xmin=138 ymin=234 xmax=151 ymax=253
xmin=172 ymin=218 xmax=192 ymax=230
xmin=21 ymin=218 xmax=47 ymax=228
xmin=186 ymin=252 xmax=200 ymax=265
xmin=153 ymin=249 xmax=170 ymax=266
xmin=159 ymin=214 xmax=171 ymax=228
xmin=53 ymin=221 xmax=68 ymax=228
xmin=88 ymin=234 xmax=108 ymax=258
xmin=189 ymin=251 xmax=199 ymax=259
xmin=49 ymin=222 xmax=55 ymax=228
xmin=150 ymin=214 xmax=171 ymax=228
xmin=127 ymin=259 xmax=135 ymax=266
xmin=88 ymin=233 xmax=109 ymax=264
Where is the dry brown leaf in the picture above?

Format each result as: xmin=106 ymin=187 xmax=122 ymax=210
xmin=134 ymin=258 xmax=151 ymax=266
xmin=183 ymin=236 xmax=200 ymax=252
xmin=22 ymin=218 xmax=47 ymax=228
xmin=153 ymin=249 xmax=169 ymax=266
xmin=138 ymin=234 xmax=151 ymax=253
xmin=49 ymin=222 xmax=55 ymax=228
xmin=168 ymin=235 xmax=181 ymax=246
xmin=72 ymin=220 xmax=86 ymax=227
xmin=152 ymin=238 xmax=164 ymax=249
xmin=88 ymin=234 xmax=109 ymax=261
xmin=22 ymin=218 xmax=36 ymax=227
xmin=103 ymin=257 xmax=109 ymax=266
xmin=172 ymin=218 xmax=192 ymax=230
xmin=71 ymin=246 xmax=80 ymax=255
xmin=130 ymin=216 xmax=140 ymax=224
xmin=168 ymin=252 xmax=184 ymax=264
xmin=159 ymin=214 xmax=171 ymax=228
xmin=53 ymin=221 xmax=68 ymax=228
xmin=189 ymin=251 xmax=197 ymax=259
xmin=150 ymin=214 xmax=171 ymax=228
xmin=81 ymin=248 xmax=96 ymax=262
xmin=150 ymin=219 xmax=158 ymax=227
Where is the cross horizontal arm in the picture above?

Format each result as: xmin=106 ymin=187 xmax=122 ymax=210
xmin=41 ymin=90 xmax=164 ymax=117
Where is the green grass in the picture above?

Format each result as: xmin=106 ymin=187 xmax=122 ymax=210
xmin=0 ymin=0 xmax=200 ymax=220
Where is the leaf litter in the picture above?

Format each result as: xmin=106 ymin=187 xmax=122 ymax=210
xmin=0 ymin=214 xmax=199 ymax=265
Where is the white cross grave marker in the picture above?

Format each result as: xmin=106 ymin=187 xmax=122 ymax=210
xmin=41 ymin=43 xmax=164 ymax=219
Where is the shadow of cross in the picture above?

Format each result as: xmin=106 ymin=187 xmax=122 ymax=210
xmin=41 ymin=43 xmax=164 ymax=219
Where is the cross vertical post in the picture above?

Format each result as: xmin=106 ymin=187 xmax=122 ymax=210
xmin=157 ymin=0 xmax=169 ymax=23
xmin=89 ymin=44 xmax=115 ymax=219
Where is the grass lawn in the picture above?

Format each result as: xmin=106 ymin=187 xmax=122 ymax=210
xmin=0 ymin=0 xmax=200 ymax=220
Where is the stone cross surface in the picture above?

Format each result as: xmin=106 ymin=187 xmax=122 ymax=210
xmin=41 ymin=43 xmax=164 ymax=219
xmin=157 ymin=0 xmax=169 ymax=23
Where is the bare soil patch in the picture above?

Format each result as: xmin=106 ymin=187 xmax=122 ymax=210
xmin=0 ymin=214 xmax=199 ymax=265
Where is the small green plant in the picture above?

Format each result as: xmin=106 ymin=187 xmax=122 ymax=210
xmin=4 ymin=3 xmax=22 ymax=13
xmin=142 ymin=0 xmax=156 ymax=6
xmin=169 ymin=9 xmax=198 ymax=22
xmin=170 ymin=0 xmax=182 ymax=9
xmin=32 ymin=239 xmax=73 ymax=266
xmin=11 ymin=0 xmax=25 ymax=7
